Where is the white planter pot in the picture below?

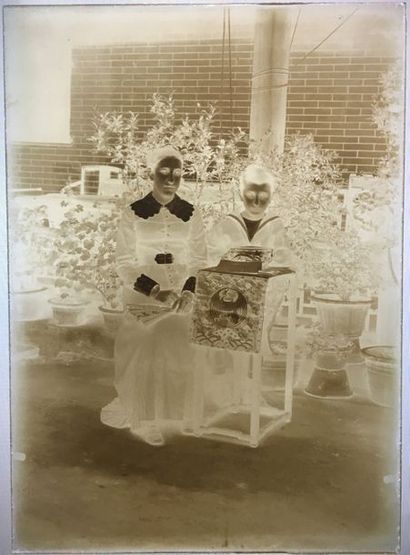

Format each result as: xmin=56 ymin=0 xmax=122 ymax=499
xmin=49 ymin=298 xmax=89 ymax=327
xmin=311 ymin=293 xmax=371 ymax=337
xmin=98 ymin=306 xmax=124 ymax=333
xmin=362 ymin=345 xmax=397 ymax=408
xmin=312 ymin=293 xmax=371 ymax=363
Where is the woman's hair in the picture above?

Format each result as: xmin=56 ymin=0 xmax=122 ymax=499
xmin=239 ymin=164 xmax=275 ymax=196
xmin=146 ymin=145 xmax=183 ymax=172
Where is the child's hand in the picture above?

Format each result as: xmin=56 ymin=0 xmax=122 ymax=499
xmin=173 ymin=291 xmax=195 ymax=313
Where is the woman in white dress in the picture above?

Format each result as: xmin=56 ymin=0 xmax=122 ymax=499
xmin=101 ymin=146 xmax=207 ymax=446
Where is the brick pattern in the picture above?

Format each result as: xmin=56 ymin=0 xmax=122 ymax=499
xmin=70 ymin=40 xmax=252 ymax=142
xmin=9 ymin=144 xmax=108 ymax=193
xmin=286 ymin=52 xmax=393 ymax=178
xmin=9 ymin=41 xmax=395 ymax=193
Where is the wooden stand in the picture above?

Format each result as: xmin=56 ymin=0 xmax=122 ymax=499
xmin=191 ymin=275 xmax=297 ymax=448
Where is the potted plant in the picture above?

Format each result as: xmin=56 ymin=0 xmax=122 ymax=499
xmin=76 ymin=202 xmax=124 ymax=332
xmin=10 ymin=204 xmax=55 ymax=322
xmin=306 ymin=228 xmax=379 ymax=339
xmin=48 ymin=286 xmax=90 ymax=327
xmin=294 ymin=223 xmax=390 ymax=399
xmin=308 ymin=235 xmax=379 ymax=400
xmin=51 ymin=198 xmax=123 ymax=329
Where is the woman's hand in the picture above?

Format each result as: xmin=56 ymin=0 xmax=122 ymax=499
xmin=173 ymin=290 xmax=195 ymax=313
xmin=152 ymin=289 xmax=180 ymax=306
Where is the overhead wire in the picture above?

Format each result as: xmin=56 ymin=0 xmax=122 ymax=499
xmin=289 ymin=6 xmax=302 ymax=52
xmin=250 ymin=6 xmax=360 ymax=93
xmin=294 ymin=6 xmax=361 ymax=66
xmin=220 ymin=6 xmax=361 ymax=128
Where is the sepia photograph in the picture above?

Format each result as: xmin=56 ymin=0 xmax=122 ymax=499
xmin=2 ymin=1 xmax=407 ymax=553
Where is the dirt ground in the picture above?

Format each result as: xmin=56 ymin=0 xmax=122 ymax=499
xmin=11 ymin=324 xmax=400 ymax=553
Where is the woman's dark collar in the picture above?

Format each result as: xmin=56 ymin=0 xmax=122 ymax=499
xmin=130 ymin=192 xmax=194 ymax=222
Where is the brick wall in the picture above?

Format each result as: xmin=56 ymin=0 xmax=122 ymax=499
xmin=70 ymin=40 xmax=252 ymax=143
xmin=9 ymin=40 xmax=395 ymax=192
xmin=286 ymin=52 xmax=392 ymax=178
xmin=9 ymin=143 xmax=107 ymax=193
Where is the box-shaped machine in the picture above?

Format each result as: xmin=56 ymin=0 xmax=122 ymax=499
xmin=191 ymin=260 xmax=294 ymax=354
xmin=189 ymin=255 xmax=297 ymax=448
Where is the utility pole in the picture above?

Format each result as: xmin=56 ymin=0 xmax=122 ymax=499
xmin=249 ymin=7 xmax=297 ymax=155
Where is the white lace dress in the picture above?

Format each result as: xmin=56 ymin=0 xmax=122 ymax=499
xmin=101 ymin=193 xmax=207 ymax=432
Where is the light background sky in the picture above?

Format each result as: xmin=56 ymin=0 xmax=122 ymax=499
xmin=3 ymin=3 xmax=405 ymax=143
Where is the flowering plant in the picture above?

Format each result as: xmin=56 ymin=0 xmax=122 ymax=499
xmin=10 ymin=204 xmax=56 ymax=291
xmin=53 ymin=199 xmax=123 ymax=309
xmin=350 ymin=61 xmax=403 ymax=285
xmin=306 ymin=229 xmax=380 ymax=301
xmin=90 ymin=93 xmax=246 ymax=228
xmin=89 ymin=110 xmax=148 ymax=202
xmin=248 ymin=133 xmax=343 ymax=275
xmin=371 ymin=60 xmax=403 ymax=179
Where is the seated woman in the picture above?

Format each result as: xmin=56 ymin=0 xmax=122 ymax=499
xmin=101 ymin=146 xmax=207 ymax=446
xmin=208 ymin=163 xmax=294 ymax=267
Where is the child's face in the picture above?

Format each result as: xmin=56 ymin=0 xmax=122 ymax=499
xmin=241 ymin=181 xmax=272 ymax=217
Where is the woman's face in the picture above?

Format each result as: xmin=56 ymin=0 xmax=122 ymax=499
xmin=152 ymin=156 xmax=182 ymax=203
xmin=241 ymin=181 xmax=272 ymax=217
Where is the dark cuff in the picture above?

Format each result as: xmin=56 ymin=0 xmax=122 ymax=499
xmin=134 ymin=274 xmax=159 ymax=296
xmin=155 ymin=253 xmax=174 ymax=264
xmin=182 ymin=276 xmax=196 ymax=293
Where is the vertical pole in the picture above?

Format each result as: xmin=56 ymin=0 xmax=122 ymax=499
xmin=249 ymin=7 xmax=296 ymax=155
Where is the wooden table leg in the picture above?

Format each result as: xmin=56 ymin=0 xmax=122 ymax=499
xmin=192 ymin=347 xmax=206 ymax=436
xmin=250 ymin=352 xmax=262 ymax=447
xmin=231 ymin=351 xmax=243 ymax=413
